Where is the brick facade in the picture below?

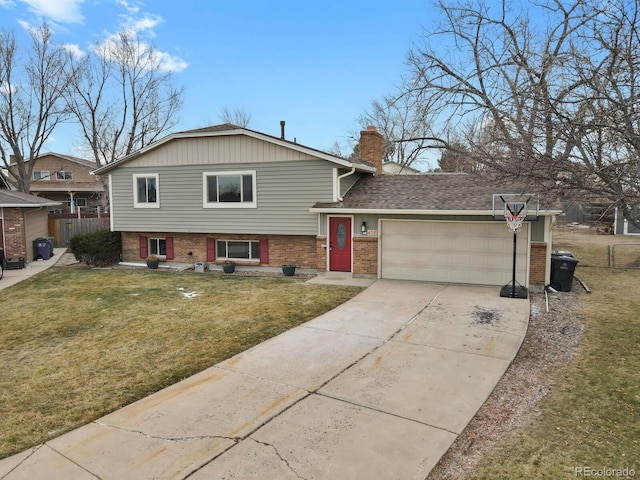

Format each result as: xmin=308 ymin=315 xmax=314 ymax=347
xmin=315 ymin=236 xmax=327 ymax=272
xmin=529 ymin=242 xmax=548 ymax=285
xmin=2 ymin=208 xmax=26 ymax=258
xmin=121 ymin=232 xmax=550 ymax=284
xmin=122 ymin=232 xmax=318 ymax=268
xmin=353 ymin=236 xmax=378 ymax=275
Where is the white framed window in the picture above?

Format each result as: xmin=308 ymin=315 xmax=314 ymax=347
xmin=149 ymin=238 xmax=166 ymax=257
xmin=56 ymin=171 xmax=73 ymax=180
xmin=33 ymin=171 xmax=50 ymax=181
xmin=203 ymin=171 xmax=256 ymax=208
xmin=216 ymin=240 xmax=260 ymax=260
xmin=133 ymin=174 xmax=159 ymax=208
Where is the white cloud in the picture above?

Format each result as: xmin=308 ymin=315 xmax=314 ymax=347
xmin=127 ymin=14 xmax=162 ymax=35
xmin=95 ymin=32 xmax=187 ymax=73
xmin=21 ymin=0 xmax=84 ymax=24
xmin=155 ymin=50 xmax=188 ymax=73
xmin=115 ymin=0 xmax=139 ymax=15
xmin=62 ymin=43 xmax=84 ymax=58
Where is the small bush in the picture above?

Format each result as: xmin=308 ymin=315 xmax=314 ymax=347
xmin=69 ymin=230 xmax=122 ymax=267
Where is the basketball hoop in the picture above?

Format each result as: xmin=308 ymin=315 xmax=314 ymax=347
xmin=505 ymin=214 xmax=525 ymax=233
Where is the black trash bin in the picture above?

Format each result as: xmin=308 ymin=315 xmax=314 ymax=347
xmin=34 ymin=238 xmax=51 ymax=261
xmin=550 ymin=253 xmax=579 ymax=292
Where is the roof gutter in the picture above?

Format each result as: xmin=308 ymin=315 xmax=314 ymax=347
xmin=336 ymin=167 xmax=356 ymax=202
xmin=309 ymin=207 xmax=564 ymax=216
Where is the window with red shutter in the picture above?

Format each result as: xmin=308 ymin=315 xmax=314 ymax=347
xmin=139 ymin=236 xmax=148 ymax=258
xmin=206 ymin=238 xmax=216 ymax=262
xmin=165 ymin=237 xmax=174 ymax=260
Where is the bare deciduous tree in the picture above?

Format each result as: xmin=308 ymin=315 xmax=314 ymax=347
xmin=0 ymin=24 xmax=72 ymax=192
xmin=218 ymin=107 xmax=252 ymax=128
xmin=405 ymin=0 xmax=640 ymax=225
xmin=358 ymin=93 xmax=443 ymax=170
xmin=66 ymin=30 xmax=184 ymax=166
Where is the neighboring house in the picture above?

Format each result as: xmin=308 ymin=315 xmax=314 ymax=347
xmin=381 ymin=161 xmax=420 ymax=175
xmin=95 ymin=123 xmax=561 ymax=288
xmin=0 ymin=189 xmax=60 ymax=263
xmin=8 ymin=153 xmax=106 ymax=214
xmin=614 ymin=208 xmax=640 ymax=235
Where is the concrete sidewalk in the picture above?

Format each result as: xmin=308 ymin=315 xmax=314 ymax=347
xmin=0 ymin=280 xmax=530 ymax=480
xmin=0 ymin=248 xmax=73 ymax=290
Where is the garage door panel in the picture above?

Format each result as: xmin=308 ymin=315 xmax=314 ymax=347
xmin=380 ymin=221 xmax=529 ymax=286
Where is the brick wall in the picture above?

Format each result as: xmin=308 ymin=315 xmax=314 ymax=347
xmin=359 ymin=126 xmax=383 ymax=175
xmin=529 ymin=242 xmax=548 ymax=285
xmin=315 ymin=236 xmax=327 ymax=271
xmin=353 ymin=236 xmax=378 ymax=275
xmin=2 ymin=208 xmax=26 ymax=258
xmin=122 ymin=232 xmax=317 ymax=268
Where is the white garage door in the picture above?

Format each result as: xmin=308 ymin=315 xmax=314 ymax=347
xmin=380 ymin=220 xmax=529 ymax=286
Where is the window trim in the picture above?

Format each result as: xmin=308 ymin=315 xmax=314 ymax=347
xmin=33 ymin=170 xmax=50 ymax=181
xmin=148 ymin=237 xmax=167 ymax=258
xmin=202 ymin=170 xmax=257 ymax=208
xmin=56 ymin=171 xmax=73 ymax=181
xmin=215 ymin=239 xmax=260 ymax=262
xmin=133 ymin=173 xmax=160 ymax=208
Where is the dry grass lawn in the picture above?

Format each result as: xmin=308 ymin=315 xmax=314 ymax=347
xmin=0 ymin=266 xmax=362 ymax=459
xmin=471 ymin=226 xmax=640 ymax=479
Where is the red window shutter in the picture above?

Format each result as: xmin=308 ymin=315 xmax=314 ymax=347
xmin=206 ymin=238 xmax=216 ymax=262
xmin=165 ymin=237 xmax=174 ymax=260
xmin=259 ymin=238 xmax=269 ymax=264
xmin=139 ymin=236 xmax=148 ymax=259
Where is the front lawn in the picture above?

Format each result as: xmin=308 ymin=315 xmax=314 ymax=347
xmin=0 ymin=267 xmax=362 ymax=459
xmin=472 ymin=227 xmax=640 ymax=478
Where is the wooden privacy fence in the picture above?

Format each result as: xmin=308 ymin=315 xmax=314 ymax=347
xmin=48 ymin=216 xmax=111 ymax=247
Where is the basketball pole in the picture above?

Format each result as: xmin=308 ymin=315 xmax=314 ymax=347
xmin=500 ymin=198 xmax=528 ymax=299
xmin=509 ymin=228 xmax=517 ymax=297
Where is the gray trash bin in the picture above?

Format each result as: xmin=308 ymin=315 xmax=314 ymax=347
xmin=550 ymin=253 xmax=579 ymax=292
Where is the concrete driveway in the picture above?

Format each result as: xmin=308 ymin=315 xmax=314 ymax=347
xmin=0 ymin=280 xmax=529 ymax=480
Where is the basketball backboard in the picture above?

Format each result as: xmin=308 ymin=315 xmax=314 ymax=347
xmin=492 ymin=193 xmax=539 ymax=221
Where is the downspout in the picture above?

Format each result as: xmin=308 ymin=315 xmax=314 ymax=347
xmin=336 ymin=167 xmax=356 ymax=202
xmin=68 ymin=191 xmax=75 ymax=215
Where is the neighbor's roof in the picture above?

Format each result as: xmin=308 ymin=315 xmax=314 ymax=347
xmin=312 ymin=174 xmax=561 ymax=215
xmin=94 ymin=123 xmax=376 ymax=175
xmin=9 ymin=152 xmax=96 ymax=169
xmin=0 ymin=189 xmax=61 ymax=207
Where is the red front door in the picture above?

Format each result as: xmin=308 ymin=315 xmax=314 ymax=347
xmin=329 ymin=217 xmax=352 ymax=272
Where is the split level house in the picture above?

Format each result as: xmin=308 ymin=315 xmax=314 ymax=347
xmin=94 ymin=123 xmax=561 ymax=289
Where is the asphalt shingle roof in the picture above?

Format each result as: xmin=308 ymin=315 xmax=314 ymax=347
xmin=316 ymin=174 xmax=555 ymax=212
xmin=0 ymin=189 xmax=60 ymax=207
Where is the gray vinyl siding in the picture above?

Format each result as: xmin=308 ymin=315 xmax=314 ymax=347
xmin=111 ymin=160 xmax=334 ymax=235
xmin=129 ymin=136 xmax=318 ymax=167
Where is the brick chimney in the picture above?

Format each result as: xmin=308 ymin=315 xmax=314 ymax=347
xmin=359 ymin=126 xmax=383 ymax=175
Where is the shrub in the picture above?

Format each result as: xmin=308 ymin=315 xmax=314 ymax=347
xmin=69 ymin=230 xmax=122 ymax=267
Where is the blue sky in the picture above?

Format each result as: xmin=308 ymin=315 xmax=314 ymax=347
xmin=0 ymin=0 xmax=431 ymax=158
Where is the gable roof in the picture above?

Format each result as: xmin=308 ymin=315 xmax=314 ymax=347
xmin=9 ymin=152 xmax=96 ymax=169
xmin=312 ymin=174 xmax=561 ymax=215
xmin=0 ymin=189 xmax=61 ymax=207
xmin=94 ymin=123 xmax=376 ymax=175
